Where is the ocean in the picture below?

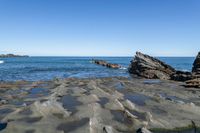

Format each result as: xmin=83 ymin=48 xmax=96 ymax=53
xmin=0 ymin=57 xmax=195 ymax=81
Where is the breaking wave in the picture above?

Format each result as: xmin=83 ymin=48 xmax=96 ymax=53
xmin=0 ymin=60 xmax=4 ymax=64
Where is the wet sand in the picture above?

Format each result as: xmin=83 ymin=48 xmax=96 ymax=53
xmin=0 ymin=77 xmax=200 ymax=133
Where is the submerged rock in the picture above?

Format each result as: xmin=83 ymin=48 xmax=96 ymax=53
xmin=129 ymin=52 xmax=176 ymax=80
xmin=92 ymin=60 xmax=121 ymax=69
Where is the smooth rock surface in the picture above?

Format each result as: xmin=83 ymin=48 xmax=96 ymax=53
xmin=0 ymin=77 xmax=200 ymax=133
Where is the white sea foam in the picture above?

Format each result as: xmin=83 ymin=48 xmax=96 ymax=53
xmin=180 ymin=69 xmax=190 ymax=72
xmin=0 ymin=60 xmax=4 ymax=64
xmin=120 ymin=67 xmax=127 ymax=70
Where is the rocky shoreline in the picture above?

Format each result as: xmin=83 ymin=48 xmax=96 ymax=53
xmin=92 ymin=59 xmax=121 ymax=69
xmin=129 ymin=52 xmax=200 ymax=88
xmin=0 ymin=54 xmax=29 ymax=58
xmin=0 ymin=77 xmax=200 ymax=133
xmin=0 ymin=52 xmax=200 ymax=133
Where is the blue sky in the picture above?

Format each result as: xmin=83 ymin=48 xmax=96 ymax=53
xmin=0 ymin=0 xmax=199 ymax=56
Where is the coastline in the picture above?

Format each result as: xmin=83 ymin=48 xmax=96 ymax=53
xmin=0 ymin=77 xmax=200 ymax=133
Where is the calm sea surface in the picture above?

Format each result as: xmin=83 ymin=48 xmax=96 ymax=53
xmin=0 ymin=57 xmax=195 ymax=81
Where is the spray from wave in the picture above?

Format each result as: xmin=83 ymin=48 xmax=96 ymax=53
xmin=0 ymin=60 xmax=4 ymax=64
xmin=120 ymin=67 xmax=127 ymax=70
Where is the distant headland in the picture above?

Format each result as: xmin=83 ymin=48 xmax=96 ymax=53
xmin=0 ymin=54 xmax=29 ymax=58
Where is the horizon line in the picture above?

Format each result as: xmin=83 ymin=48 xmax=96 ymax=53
xmin=27 ymin=55 xmax=195 ymax=57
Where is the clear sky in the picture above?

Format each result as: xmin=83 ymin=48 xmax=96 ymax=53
xmin=0 ymin=0 xmax=199 ymax=56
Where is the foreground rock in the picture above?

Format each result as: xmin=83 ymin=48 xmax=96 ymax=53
xmin=129 ymin=52 xmax=176 ymax=80
xmin=1 ymin=77 xmax=200 ymax=133
xmin=92 ymin=59 xmax=121 ymax=69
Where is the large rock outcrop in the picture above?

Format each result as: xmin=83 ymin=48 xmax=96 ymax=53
xmin=185 ymin=52 xmax=200 ymax=87
xmin=192 ymin=52 xmax=200 ymax=76
xmin=129 ymin=51 xmax=200 ymax=88
xmin=128 ymin=52 xmax=176 ymax=80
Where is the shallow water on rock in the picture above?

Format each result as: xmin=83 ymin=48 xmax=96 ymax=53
xmin=0 ymin=122 xmax=7 ymax=131
xmin=98 ymin=97 xmax=109 ymax=107
xmin=0 ymin=108 xmax=14 ymax=120
xmin=27 ymin=88 xmax=49 ymax=98
xmin=143 ymin=79 xmax=161 ymax=84
xmin=61 ymin=95 xmax=82 ymax=113
xmin=17 ymin=116 xmax=43 ymax=123
xmin=114 ymin=82 xmax=124 ymax=90
xmin=129 ymin=110 xmax=146 ymax=120
xmin=124 ymin=93 xmax=151 ymax=106
xmin=111 ymin=110 xmax=132 ymax=125
xmin=159 ymin=93 xmax=188 ymax=103
xmin=57 ymin=118 xmax=89 ymax=132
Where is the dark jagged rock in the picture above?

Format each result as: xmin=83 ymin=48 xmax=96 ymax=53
xmin=171 ymin=71 xmax=192 ymax=82
xmin=92 ymin=60 xmax=121 ymax=69
xmin=93 ymin=60 xmax=107 ymax=66
xmin=185 ymin=79 xmax=200 ymax=88
xmin=106 ymin=63 xmax=121 ymax=69
xmin=192 ymin=52 xmax=200 ymax=75
xmin=129 ymin=52 xmax=176 ymax=80
xmin=185 ymin=52 xmax=200 ymax=88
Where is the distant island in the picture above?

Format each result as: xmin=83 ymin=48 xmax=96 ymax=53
xmin=0 ymin=54 xmax=29 ymax=58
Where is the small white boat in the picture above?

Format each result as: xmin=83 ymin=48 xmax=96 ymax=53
xmin=0 ymin=60 xmax=4 ymax=64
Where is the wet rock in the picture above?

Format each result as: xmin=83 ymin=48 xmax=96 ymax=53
xmin=106 ymin=63 xmax=121 ymax=69
xmin=93 ymin=60 xmax=107 ymax=66
xmin=185 ymin=52 xmax=200 ymax=88
xmin=129 ymin=52 xmax=176 ymax=80
xmin=136 ymin=127 xmax=152 ymax=133
xmin=103 ymin=126 xmax=113 ymax=133
xmin=0 ymin=99 xmax=8 ymax=105
xmin=192 ymin=52 xmax=200 ymax=75
xmin=25 ymin=129 xmax=35 ymax=133
xmin=17 ymin=116 xmax=43 ymax=123
xmin=0 ymin=122 xmax=7 ymax=131
xmin=185 ymin=79 xmax=200 ymax=88
xmin=171 ymin=71 xmax=192 ymax=81
xmin=92 ymin=60 xmax=121 ymax=69
xmin=57 ymin=118 xmax=89 ymax=132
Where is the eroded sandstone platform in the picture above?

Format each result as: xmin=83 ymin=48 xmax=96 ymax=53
xmin=0 ymin=77 xmax=200 ymax=133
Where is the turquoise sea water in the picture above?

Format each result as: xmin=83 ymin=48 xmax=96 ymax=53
xmin=0 ymin=57 xmax=195 ymax=81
